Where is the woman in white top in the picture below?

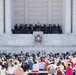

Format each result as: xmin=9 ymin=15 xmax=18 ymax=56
xmin=0 ymin=65 xmax=6 ymax=75
xmin=7 ymin=64 xmax=15 ymax=74
xmin=38 ymin=59 xmax=45 ymax=71
xmin=32 ymin=61 xmax=39 ymax=71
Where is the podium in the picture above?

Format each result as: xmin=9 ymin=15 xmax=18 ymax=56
xmin=33 ymin=31 xmax=43 ymax=35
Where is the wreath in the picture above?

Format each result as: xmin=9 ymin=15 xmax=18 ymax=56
xmin=35 ymin=34 xmax=42 ymax=43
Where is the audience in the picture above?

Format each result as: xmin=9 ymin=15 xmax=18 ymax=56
xmin=12 ymin=23 xmax=62 ymax=34
xmin=0 ymin=51 xmax=76 ymax=75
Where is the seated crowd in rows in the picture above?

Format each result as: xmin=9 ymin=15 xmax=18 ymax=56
xmin=12 ymin=23 xmax=62 ymax=34
xmin=0 ymin=51 xmax=76 ymax=75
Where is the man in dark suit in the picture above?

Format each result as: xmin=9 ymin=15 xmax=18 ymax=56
xmin=14 ymin=24 xmax=18 ymax=30
xmin=14 ymin=24 xmax=19 ymax=34
xmin=33 ymin=24 xmax=37 ymax=31
xmin=43 ymin=24 xmax=47 ymax=34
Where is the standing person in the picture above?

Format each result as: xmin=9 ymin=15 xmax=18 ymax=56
xmin=14 ymin=24 xmax=19 ymax=34
xmin=14 ymin=65 xmax=24 ymax=75
xmin=21 ymin=61 xmax=29 ymax=72
xmin=66 ymin=64 xmax=73 ymax=75
xmin=0 ymin=65 xmax=6 ymax=75
xmin=38 ymin=57 xmax=45 ymax=71
xmin=7 ymin=64 xmax=15 ymax=75
xmin=57 ymin=67 xmax=64 ymax=75
xmin=32 ymin=61 xmax=39 ymax=72
xmin=14 ymin=24 xmax=19 ymax=30
xmin=0 ymin=61 xmax=2 ymax=70
xmin=75 ymin=63 xmax=76 ymax=75
xmin=69 ymin=59 xmax=74 ymax=68
xmin=27 ymin=57 xmax=33 ymax=70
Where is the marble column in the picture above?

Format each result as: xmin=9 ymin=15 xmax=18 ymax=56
xmin=0 ymin=0 xmax=4 ymax=33
xmin=5 ymin=0 xmax=13 ymax=34
xmin=73 ymin=0 xmax=76 ymax=33
xmin=64 ymin=0 xmax=71 ymax=33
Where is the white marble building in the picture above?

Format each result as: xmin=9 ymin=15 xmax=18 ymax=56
xmin=0 ymin=0 xmax=76 ymax=54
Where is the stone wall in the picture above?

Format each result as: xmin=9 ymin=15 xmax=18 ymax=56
xmin=0 ymin=34 xmax=76 ymax=47
xmin=0 ymin=34 xmax=76 ymax=53
xmin=13 ymin=0 xmax=63 ymax=25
